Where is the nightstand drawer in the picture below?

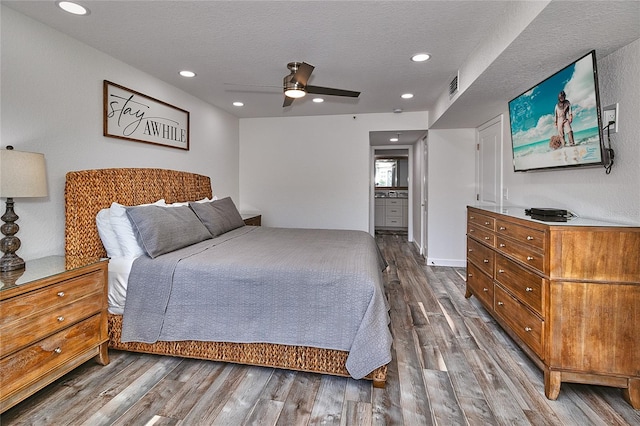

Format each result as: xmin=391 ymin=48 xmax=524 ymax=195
xmin=242 ymin=214 xmax=261 ymax=226
xmin=0 ymin=270 xmax=104 ymax=326
xmin=0 ymin=291 xmax=104 ymax=357
xmin=0 ymin=315 xmax=103 ymax=401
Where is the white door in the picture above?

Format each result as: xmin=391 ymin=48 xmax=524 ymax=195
xmin=477 ymin=116 xmax=503 ymax=205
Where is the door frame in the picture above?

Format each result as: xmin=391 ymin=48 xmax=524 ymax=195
xmin=476 ymin=115 xmax=504 ymax=206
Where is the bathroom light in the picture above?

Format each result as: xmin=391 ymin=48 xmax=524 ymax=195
xmin=401 ymin=93 xmax=414 ymax=99
xmin=232 ymin=102 xmax=244 ymax=107
xmin=411 ymin=53 xmax=431 ymax=62
xmin=312 ymin=98 xmax=324 ymax=103
xmin=179 ymin=70 xmax=196 ymax=78
xmin=57 ymin=1 xmax=89 ymax=15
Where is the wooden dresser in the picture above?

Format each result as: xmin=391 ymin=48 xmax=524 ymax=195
xmin=0 ymin=257 xmax=109 ymax=412
xmin=465 ymin=206 xmax=639 ymax=408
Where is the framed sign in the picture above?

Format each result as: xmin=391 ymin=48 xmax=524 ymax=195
xmin=104 ymin=80 xmax=189 ymax=150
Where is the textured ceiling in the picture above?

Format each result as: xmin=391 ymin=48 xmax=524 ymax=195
xmin=3 ymin=0 xmax=639 ymax=141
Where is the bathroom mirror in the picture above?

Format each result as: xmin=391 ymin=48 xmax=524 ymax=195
xmin=375 ymin=157 xmax=408 ymax=188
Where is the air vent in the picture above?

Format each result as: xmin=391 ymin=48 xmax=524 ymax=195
xmin=449 ymin=71 xmax=459 ymax=98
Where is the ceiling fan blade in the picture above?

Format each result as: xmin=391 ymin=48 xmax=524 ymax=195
xmin=306 ymin=85 xmax=360 ymax=98
xmin=283 ymin=96 xmax=294 ymax=107
xmin=292 ymin=62 xmax=315 ymax=86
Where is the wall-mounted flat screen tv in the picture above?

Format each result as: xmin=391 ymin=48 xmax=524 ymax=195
xmin=508 ymin=50 xmax=607 ymax=172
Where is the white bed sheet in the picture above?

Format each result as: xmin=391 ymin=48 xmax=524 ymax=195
xmin=107 ymin=256 xmax=136 ymax=314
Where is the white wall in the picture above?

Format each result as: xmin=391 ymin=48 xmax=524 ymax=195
xmin=239 ymin=112 xmax=428 ymax=231
xmin=426 ymin=129 xmax=477 ymax=266
xmin=501 ymin=39 xmax=640 ymax=225
xmin=1 ymin=6 xmax=240 ymax=261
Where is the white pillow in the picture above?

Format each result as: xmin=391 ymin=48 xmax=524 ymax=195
xmin=96 ymin=208 xmax=123 ymax=258
xmin=109 ymin=199 xmax=166 ymax=257
xmin=165 ymin=196 xmax=216 ymax=207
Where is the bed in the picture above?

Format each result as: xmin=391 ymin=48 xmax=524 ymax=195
xmin=64 ymin=168 xmax=390 ymax=386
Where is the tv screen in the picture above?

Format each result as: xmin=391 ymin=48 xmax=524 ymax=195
xmin=508 ymin=50 xmax=607 ymax=172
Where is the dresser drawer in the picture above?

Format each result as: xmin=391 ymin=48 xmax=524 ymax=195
xmin=496 ymin=220 xmax=545 ymax=251
xmin=495 ymin=254 xmax=544 ymax=316
xmin=0 ymin=315 xmax=103 ymax=400
xmin=496 ymin=237 xmax=544 ymax=273
xmin=467 ymin=262 xmax=494 ymax=309
xmin=468 ymin=211 xmax=495 ymax=231
xmin=494 ymin=285 xmax=544 ymax=357
xmin=0 ymin=290 xmax=104 ymax=357
xmin=0 ymin=270 xmax=104 ymax=326
xmin=467 ymin=224 xmax=495 ymax=247
xmin=467 ymin=237 xmax=495 ymax=277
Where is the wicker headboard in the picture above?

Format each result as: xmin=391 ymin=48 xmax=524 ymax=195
xmin=65 ymin=168 xmax=212 ymax=268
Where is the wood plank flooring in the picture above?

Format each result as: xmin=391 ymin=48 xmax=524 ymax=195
xmin=3 ymin=234 xmax=639 ymax=425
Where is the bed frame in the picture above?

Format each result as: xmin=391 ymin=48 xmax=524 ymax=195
xmin=64 ymin=168 xmax=387 ymax=387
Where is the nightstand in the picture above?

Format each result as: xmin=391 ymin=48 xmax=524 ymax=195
xmin=242 ymin=213 xmax=262 ymax=226
xmin=0 ymin=256 xmax=109 ymax=412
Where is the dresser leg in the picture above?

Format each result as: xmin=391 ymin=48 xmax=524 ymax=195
xmin=622 ymin=378 xmax=639 ymax=409
xmin=465 ymin=285 xmax=472 ymax=298
xmin=544 ymin=369 xmax=561 ymax=400
xmin=95 ymin=342 xmax=110 ymax=365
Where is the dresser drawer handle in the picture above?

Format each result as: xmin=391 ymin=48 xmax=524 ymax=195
xmin=468 ymin=273 xmax=473 ymax=278
xmin=484 ymin=221 xmax=490 ymax=225
xmin=483 ymin=287 xmax=489 ymax=292
xmin=499 ymin=226 xmax=506 ymax=231
xmin=54 ymin=347 xmax=62 ymax=354
xmin=470 ymin=216 xmax=475 ymax=220
xmin=483 ymin=259 xmax=489 ymax=263
xmin=524 ymin=327 xmax=532 ymax=332
xmin=57 ymin=316 xmax=65 ymax=322
xmin=469 ymin=229 xmax=475 ymax=233
xmin=526 ymin=256 xmax=534 ymax=261
xmin=499 ymin=243 xmax=506 ymax=248
xmin=498 ymin=269 xmax=504 ymax=274
xmin=484 ymin=236 xmax=490 ymax=240
xmin=526 ymin=236 xmax=534 ymax=240
xmin=468 ymin=248 xmax=473 ymax=252
xmin=497 ymin=301 xmax=504 ymax=306
xmin=525 ymin=287 xmax=533 ymax=292
xmin=57 ymin=291 xmax=65 ymax=297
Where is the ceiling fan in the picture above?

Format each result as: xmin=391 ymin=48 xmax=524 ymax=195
xmin=282 ymin=62 xmax=360 ymax=107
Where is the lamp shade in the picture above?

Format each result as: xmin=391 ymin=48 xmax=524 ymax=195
xmin=0 ymin=148 xmax=48 ymax=198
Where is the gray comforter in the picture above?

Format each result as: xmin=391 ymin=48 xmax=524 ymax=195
xmin=121 ymin=226 xmax=392 ymax=379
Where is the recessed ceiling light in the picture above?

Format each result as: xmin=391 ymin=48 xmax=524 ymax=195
xmin=233 ymin=102 xmax=244 ymax=107
xmin=312 ymin=98 xmax=324 ymax=103
xmin=57 ymin=1 xmax=89 ymax=15
xmin=411 ymin=53 xmax=431 ymax=62
xmin=401 ymin=93 xmax=414 ymax=99
xmin=390 ymin=137 xmax=399 ymax=142
xmin=179 ymin=70 xmax=196 ymax=78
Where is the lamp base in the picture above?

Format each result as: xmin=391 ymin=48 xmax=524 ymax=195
xmin=0 ymin=252 xmax=25 ymax=271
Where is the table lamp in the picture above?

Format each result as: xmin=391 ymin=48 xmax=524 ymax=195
xmin=0 ymin=146 xmax=48 ymax=271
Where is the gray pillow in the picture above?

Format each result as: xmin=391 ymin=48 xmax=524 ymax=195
xmin=126 ymin=205 xmax=212 ymax=258
xmin=189 ymin=197 xmax=245 ymax=237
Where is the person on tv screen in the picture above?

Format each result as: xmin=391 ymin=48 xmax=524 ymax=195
xmin=554 ymin=90 xmax=574 ymax=146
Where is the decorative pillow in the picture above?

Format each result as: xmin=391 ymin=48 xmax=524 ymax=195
xmin=125 ymin=205 xmax=212 ymax=258
xmin=109 ymin=199 xmax=166 ymax=258
xmin=96 ymin=208 xmax=123 ymax=258
xmin=189 ymin=197 xmax=245 ymax=237
xmin=165 ymin=196 xmax=217 ymax=207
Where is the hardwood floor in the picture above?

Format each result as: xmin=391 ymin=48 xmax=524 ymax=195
xmin=3 ymin=234 xmax=639 ymax=425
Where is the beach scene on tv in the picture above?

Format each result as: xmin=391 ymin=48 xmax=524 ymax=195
xmin=509 ymin=53 xmax=603 ymax=171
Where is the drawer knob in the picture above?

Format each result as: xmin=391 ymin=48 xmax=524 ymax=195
xmin=484 ymin=221 xmax=490 ymax=225
xmin=483 ymin=287 xmax=489 ymax=292
xmin=57 ymin=316 xmax=65 ymax=322
xmin=498 ymin=269 xmax=504 ymax=274
xmin=497 ymin=301 xmax=504 ymax=306
xmin=524 ymin=327 xmax=532 ymax=332
xmin=525 ymin=287 xmax=533 ymax=292
xmin=499 ymin=226 xmax=506 ymax=231
xmin=526 ymin=236 xmax=534 ymax=240
xmin=468 ymin=248 xmax=473 ymax=252
xmin=54 ymin=347 xmax=62 ymax=354
xmin=468 ymin=273 xmax=473 ymax=278
xmin=57 ymin=291 xmax=65 ymax=297
xmin=469 ymin=229 xmax=475 ymax=233
xmin=499 ymin=243 xmax=506 ymax=248
xmin=470 ymin=216 xmax=475 ymax=220
xmin=527 ymin=256 xmax=534 ymax=261
xmin=483 ymin=259 xmax=489 ymax=263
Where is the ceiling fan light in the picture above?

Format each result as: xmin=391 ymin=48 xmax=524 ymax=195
xmin=284 ymin=88 xmax=306 ymax=98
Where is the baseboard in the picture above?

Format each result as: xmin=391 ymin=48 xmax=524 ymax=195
xmin=425 ymin=257 xmax=466 ymax=267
